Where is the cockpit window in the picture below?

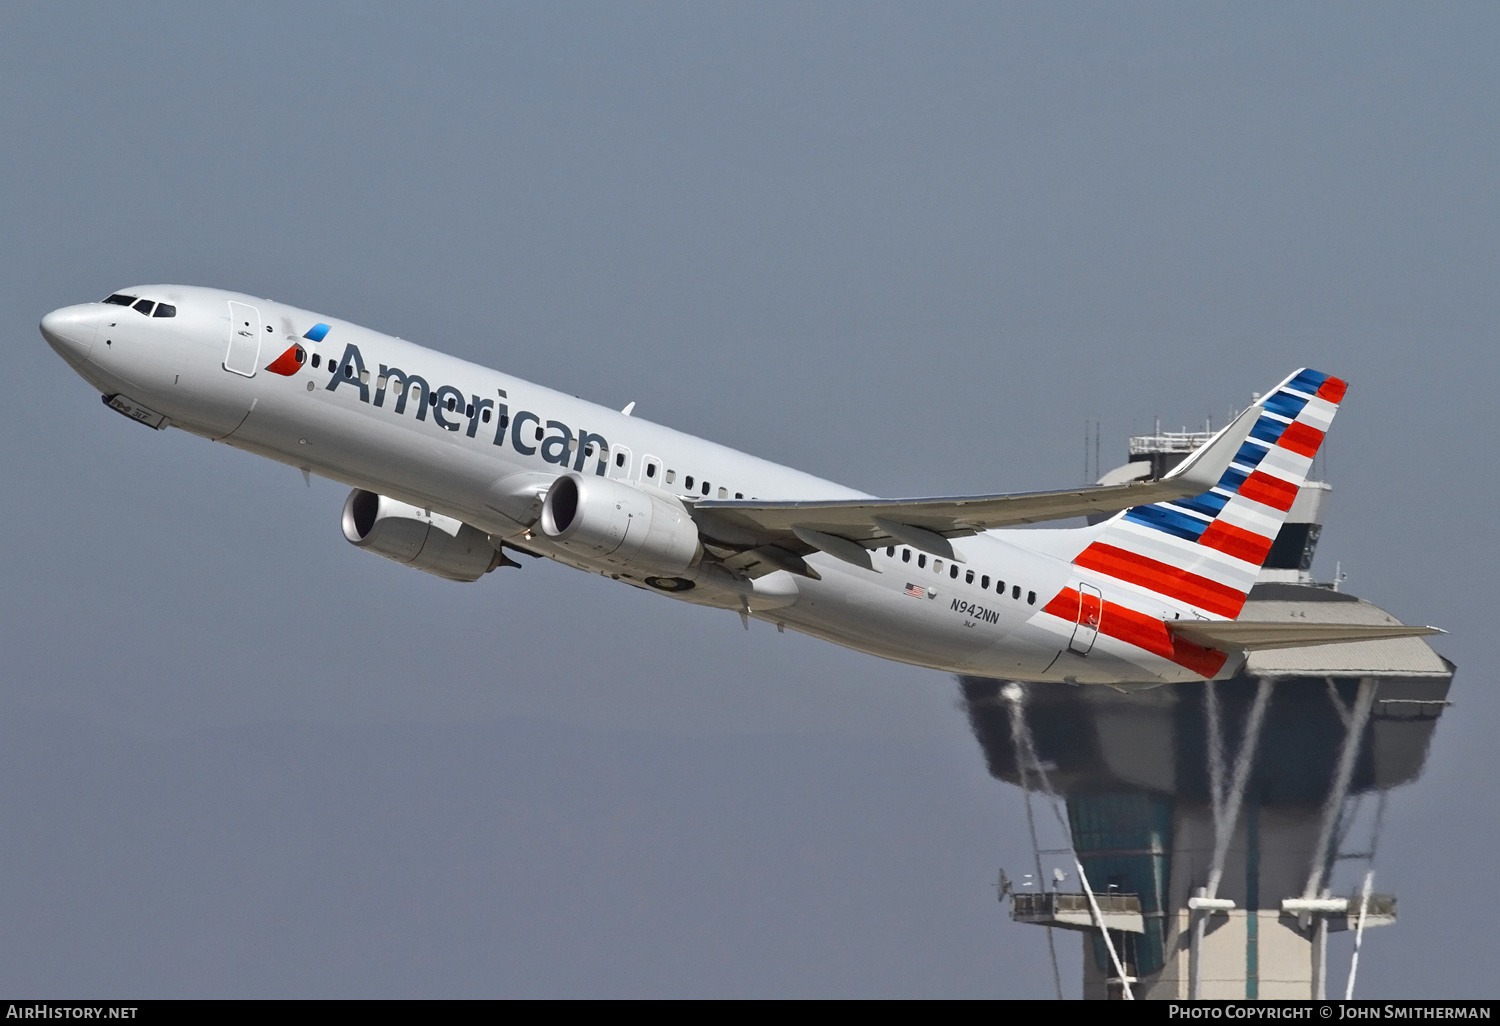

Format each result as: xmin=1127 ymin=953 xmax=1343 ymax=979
xmin=152 ymin=303 xmax=176 ymax=318
xmin=103 ymin=294 xmax=136 ymax=306
xmin=132 ymin=299 xmax=155 ymax=316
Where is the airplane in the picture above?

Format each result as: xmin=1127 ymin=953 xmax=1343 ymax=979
xmin=39 ymin=285 xmax=1440 ymax=687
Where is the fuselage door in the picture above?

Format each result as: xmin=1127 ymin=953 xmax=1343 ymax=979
xmin=224 ymin=301 xmax=261 ymax=377
xmin=608 ymin=444 xmax=633 ymax=481
xmin=1069 ymin=583 xmax=1103 ymax=655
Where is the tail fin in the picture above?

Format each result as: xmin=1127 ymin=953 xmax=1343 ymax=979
xmin=1076 ymin=368 xmax=1347 ymax=620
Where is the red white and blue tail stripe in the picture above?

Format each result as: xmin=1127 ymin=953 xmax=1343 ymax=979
xmin=1042 ymin=369 xmax=1347 ymax=677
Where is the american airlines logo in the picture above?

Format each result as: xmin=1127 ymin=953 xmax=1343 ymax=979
xmin=268 ymin=339 xmax=612 ymax=475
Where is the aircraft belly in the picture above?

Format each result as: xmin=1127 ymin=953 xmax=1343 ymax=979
xmin=222 ymin=384 xmax=520 ymax=529
xmin=78 ymin=326 xmax=254 ymax=438
xmin=784 ymin=561 xmax=998 ymax=671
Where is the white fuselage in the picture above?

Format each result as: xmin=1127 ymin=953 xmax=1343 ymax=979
xmin=42 ymin=285 xmax=1229 ymax=686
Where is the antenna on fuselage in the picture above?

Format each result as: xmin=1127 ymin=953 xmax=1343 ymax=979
xmin=621 ymin=401 xmax=636 ymax=416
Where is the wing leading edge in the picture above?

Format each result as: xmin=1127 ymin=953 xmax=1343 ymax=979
xmin=690 ymin=403 xmax=1261 ymax=573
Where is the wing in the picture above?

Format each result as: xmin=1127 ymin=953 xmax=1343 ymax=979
xmin=690 ymin=403 xmax=1260 ymax=575
xmin=1167 ymin=620 xmax=1444 ymax=652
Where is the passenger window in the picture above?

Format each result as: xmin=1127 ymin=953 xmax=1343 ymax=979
xmin=717 ymin=487 xmax=727 ymax=498
xmin=902 ymin=549 xmax=911 ymax=563
xmin=153 ymin=303 xmax=176 ymax=318
xmin=1027 ymin=591 xmax=1036 ymax=605
xmin=1012 ymin=586 xmax=1021 ymax=600
xmin=311 ymin=354 xmax=321 ymax=368
xmin=534 ymin=426 xmax=544 ymax=440
xmin=665 ymin=469 xmax=676 ymax=484
xmin=446 ymin=396 xmax=456 ymax=411
xmin=647 ymin=464 xmax=657 ymax=478
xmin=702 ymin=481 xmax=711 ymax=496
xmin=482 ymin=409 xmax=491 ymax=423
xmin=103 ymin=294 xmax=136 ymax=306
xmin=133 ymin=299 xmax=155 ymax=316
xmin=616 ymin=452 xmax=626 ymax=467
xmin=886 ymin=547 xmax=895 ymax=557
xmin=981 ymin=575 xmax=990 ymax=589
xmin=347 ymin=365 xmax=356 ymax=379
xmin=934 ymin=559 xmax=944 ymax=574
xmin=917 ymin=554 xmax=927 ymax=568
xmin=735 ymin=492 xmax=743 ymax=499
xmin=685 ymin=475 xmax=694 ymax=489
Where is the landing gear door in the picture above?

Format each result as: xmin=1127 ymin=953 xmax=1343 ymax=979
xmin=224 ymin=301 xmax=261 ymax=377
xmin=1069 ymin=583 xmax=1102 ymax=655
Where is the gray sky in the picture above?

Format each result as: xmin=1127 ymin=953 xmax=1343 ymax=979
xmin=2 ymin=1 xmax=1494 ymax=997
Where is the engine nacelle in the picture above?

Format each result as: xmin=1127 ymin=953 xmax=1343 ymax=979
xmin=539 ymin=473 xmax=702 ymax=576
xmin=341 ymin=489 xmax=504 ymax=582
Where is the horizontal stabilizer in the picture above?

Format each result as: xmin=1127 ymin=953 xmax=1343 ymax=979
xmin=1167 ymin=620 xmax=1443 ymax=652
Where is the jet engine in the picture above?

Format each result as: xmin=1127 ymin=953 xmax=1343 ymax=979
xmin=539 ymin=473 xmax=702 ymax=576
xmin=341 ymin=489 xmax=505 ymax=582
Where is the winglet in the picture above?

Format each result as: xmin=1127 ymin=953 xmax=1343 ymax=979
xmin=1162 ymin=403 xmax=1261 ymax=492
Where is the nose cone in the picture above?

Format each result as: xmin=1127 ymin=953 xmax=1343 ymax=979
xmin=40 ymin=305 xmax=100 ymax=365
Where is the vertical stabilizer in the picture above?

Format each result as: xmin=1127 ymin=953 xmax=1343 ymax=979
xmin=1074 ymin=369 xmax=1347 ymax=620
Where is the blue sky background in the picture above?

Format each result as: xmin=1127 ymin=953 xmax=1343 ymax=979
xmin=1 ymin=2 xmax=1494 ymax=996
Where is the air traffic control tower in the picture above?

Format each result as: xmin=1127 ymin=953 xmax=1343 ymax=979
xmin=962 ymin=427 xmax=1454 ymax=1000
